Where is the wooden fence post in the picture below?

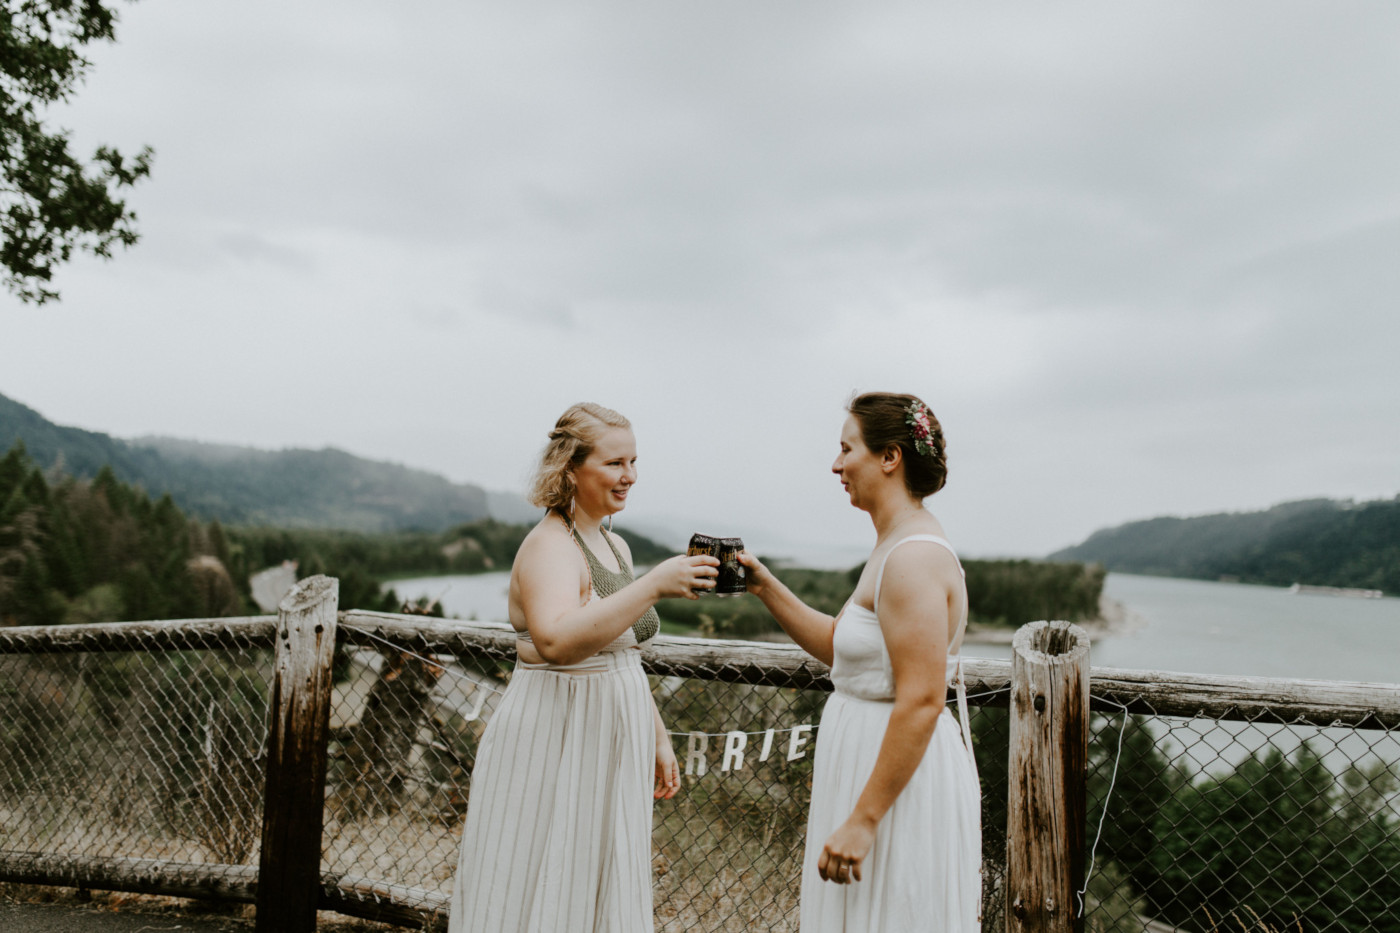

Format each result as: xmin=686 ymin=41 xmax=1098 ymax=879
xmin=1005 ymin=620 xmax=1091 ymax=933
xmin=256 ymin=575 xmax=339 ymax=933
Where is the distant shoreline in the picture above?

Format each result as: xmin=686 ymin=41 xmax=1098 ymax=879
xmin=962 ymin=595 xmax=1146 ymax=645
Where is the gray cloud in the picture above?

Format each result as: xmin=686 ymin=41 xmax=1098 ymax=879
xmin=6 ymin=0 xmax=1397 ymax=558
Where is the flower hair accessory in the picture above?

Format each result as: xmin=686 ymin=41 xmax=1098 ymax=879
xmin=905 ymin=400 xmax=939 ymax=457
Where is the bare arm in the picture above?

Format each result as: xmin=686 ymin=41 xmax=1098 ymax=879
xmin=738 ymin=550 xmax=838 ymax=666
xmin=652 ymin=693 xmax=680 ymax=800
xmin=517 ymin=530 xmax=717 ymax=665
xmin=817 ymin=542 xmax=953 ymax=883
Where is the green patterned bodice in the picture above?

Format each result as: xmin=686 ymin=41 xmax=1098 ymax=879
xmin=572 ymin=527 xmax=660 ymax=644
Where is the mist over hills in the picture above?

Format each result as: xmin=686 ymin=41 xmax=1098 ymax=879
xmin=1051 ymin=497 xmax=1400 ymax=594
xmin=0 ymin=391 xmax=537 ymax=532
xmin=9 ymin=390 xmax=1396 ymax=590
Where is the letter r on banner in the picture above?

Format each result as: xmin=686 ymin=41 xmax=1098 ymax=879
xmin=721 ymin=731 xmax=748 ymax=772
xmin=685 ymin=732 xmax=709 ymax=777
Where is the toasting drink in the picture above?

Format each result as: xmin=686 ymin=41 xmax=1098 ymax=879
xmin=688 ymin=533 xmax=746 ymax=596
xmin=686 ymin=534 xmax=718 ymax=595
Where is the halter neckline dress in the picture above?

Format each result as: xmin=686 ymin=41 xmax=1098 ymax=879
xmin=448 ymin=528 xmax=661 ymax=933
xmin=800 ymin=533 xmax=983 ymax=932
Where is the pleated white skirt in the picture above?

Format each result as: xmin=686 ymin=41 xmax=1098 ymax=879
xmin=448 ymin=648 xmax=655 ymax=933
xmin=800 ymin=694 xmax=982 ymax=932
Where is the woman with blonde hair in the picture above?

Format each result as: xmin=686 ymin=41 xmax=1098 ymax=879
xmin=740 ymin=392 xmax=982 ymax=931
xmin=448 ymin=402 xmax=718 ymax=933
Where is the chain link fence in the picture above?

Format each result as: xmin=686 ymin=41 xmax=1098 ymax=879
xmin=1078 ymin=703 xmax=1400 ymax=933
xmin=3 ymin=614 xmax=1397 ymax=933
xmin=0 ymin=621 xmax=275 ymax=897
xmin=327 ymin=616 xmax=1014 ymax=932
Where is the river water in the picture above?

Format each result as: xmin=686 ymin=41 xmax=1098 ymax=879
xmin=389 ymin=570 xmax=1399 ymax=685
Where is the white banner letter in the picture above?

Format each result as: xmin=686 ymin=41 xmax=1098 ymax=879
xmin=721 ymin=731 xmax=748 ymax=772
xmin=787 ymin=724 xmax=813 ymax=761
xmin=758 ymin=728 xmax=776 ymax=762
xmin=685 ymin=732 xmax=709 ymax=777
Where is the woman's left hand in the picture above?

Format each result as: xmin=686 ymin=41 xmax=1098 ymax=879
xmin=654 ymin=738 xmax=680 ymax=800
xmin=817 ymin=815 xmax=877 ymax=884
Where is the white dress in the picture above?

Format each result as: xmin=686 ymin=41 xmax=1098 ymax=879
xmin=800 ymin=534 xmax=982 ymax=932
xmin=448 ymin=534 xmax=658 ymax=933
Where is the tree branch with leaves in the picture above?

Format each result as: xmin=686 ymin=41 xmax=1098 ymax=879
xmin=2 ymin=0 xmax=153 ymax=304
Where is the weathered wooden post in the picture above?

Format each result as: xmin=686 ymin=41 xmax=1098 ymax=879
xmin=1005 ymin=620 xmax=1090 ymax=933
xmin=256 ymin=575 xmax=338 ymax=933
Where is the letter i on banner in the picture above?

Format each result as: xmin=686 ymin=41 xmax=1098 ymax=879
xmin=787 ymin=725 xmax=813 ymax=761
xmin=463 ymin=687 xmax=489 ymax=723
xmin=721 ymin=731 xmax=747 ymax=772
xmin=685 ymin=732 xmax=709 ymax=777
xmin=758 ymin=729 xmax=776 ymax=762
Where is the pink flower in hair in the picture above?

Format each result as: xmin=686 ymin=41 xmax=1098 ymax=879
xmin=905 ymin=401 xmax=939 ymax=457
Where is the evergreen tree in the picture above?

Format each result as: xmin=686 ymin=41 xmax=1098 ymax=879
xmin=1149 ymin=742 xmax=1397 ymax=932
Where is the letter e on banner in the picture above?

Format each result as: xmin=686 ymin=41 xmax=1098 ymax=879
xmin=685 ymin=732 xmax=709 ymax=777
xmin=787 ymin=724 xmax=813 ymax=761
xmin=721 ymin=731 xmax=748 ymax=772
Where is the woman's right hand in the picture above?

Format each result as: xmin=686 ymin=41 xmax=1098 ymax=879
xmin=738 ymin=550 xmax=772 ymax=598
xmin=646 ymin=554 xmax=719 ymax=600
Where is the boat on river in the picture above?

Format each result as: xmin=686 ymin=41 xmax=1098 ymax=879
xmin=1287 ymin=583 xmax=1384 ymax=599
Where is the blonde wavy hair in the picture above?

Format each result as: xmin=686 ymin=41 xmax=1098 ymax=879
xmin=528 ymin=403 xmax=632 ymax=513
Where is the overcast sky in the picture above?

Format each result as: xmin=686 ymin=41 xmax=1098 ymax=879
xmin=5 ymin=1 xmax=1399 ymax=563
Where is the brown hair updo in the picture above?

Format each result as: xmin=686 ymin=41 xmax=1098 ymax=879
xmin=528 ymin=403 xmax=632 ymax=513
xmin=847 ymin=392 xmax=947 ymax=499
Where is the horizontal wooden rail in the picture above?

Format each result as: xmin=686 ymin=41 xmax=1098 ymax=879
xmin=339 ymin=610 xmax=1014 ymax=697
xmin=0 ymin=616 xmax=276 ymax=654
xmin=338 ymin=611 xmax=517 ymax=655
xmin=1089 ymin=666 xmax=1400 ymax=730
xmin=0 ymin=851 xmax=448 ymax=927
xmin=4 ymin=612 xmax=1397 ymax=727
xmin=0 ymin=850 xmax=260 ymax=903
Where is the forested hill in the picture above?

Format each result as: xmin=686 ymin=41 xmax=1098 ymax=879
xmin=0 ymin=391 xmax=533 ymax=532
xmin=1050 ymin=497 xmax=1400 ymax=594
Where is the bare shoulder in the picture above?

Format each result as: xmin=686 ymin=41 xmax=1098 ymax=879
xmin=515 ymin=517 xmax=582 ymax=574
xmin=880 ymin=539 xmax=960 ymax=599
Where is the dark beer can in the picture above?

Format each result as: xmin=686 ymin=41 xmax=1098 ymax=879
xmin=716 ymin=537 xmax=746 ymax=596
xmin=687 ymin=534 xmax=719 ymax=596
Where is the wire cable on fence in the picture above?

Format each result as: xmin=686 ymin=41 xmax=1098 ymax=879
xmin=1077 ymin=694 xmax=1130 ymax=919
xmin=341 ymin=622 xmax=509 ymax=695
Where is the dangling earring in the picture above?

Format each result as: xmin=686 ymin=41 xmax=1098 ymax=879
xmin=606 ymin=514 xmax=613 ymax=533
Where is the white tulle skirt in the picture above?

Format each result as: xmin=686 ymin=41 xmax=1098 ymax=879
xmin=800 ymin=694 xmax=982 ymax=932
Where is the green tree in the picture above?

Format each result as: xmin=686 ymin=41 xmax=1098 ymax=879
xmin=2 ymin=0 xmax=153 ymax=303
xmin=1149 ymin=743 xmax=1399 ymax=932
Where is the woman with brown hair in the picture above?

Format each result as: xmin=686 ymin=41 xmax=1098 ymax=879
xmin=741 ymin=392 xmax=982 ymax=931
xmin=448 ymin=402 xmax=718 ymax=933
